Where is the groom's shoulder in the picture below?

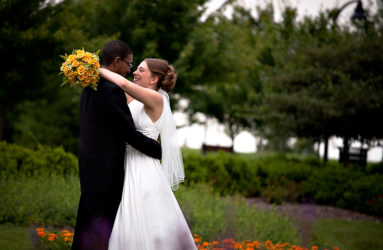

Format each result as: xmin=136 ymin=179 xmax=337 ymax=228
xmin=98 ymin=77 xmax=121 ymax=94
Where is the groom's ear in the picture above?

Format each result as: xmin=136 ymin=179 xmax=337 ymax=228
xmin=112 ymin=57 xmax=120 ymax=67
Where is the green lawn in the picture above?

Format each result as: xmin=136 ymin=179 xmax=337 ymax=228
xmin=312 ymin=219 xmax=383 ymax=250
xmin=0 ymin=224 xmax=33 ymax=250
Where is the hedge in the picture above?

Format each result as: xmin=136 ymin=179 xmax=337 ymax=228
xmin=0 ymin=141 xmax=78 ymax=177
xmin=1 ymin=142 xmax=382 ymax=217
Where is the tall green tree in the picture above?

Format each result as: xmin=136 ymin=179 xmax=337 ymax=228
xmin=261 ymin=6 xmax=383 ymax=162
xmin=1 ymin=0 xmax=209 ymax=153
xmin=0 ymin=0 xmax=65 ymax=141
xmin=175 ymin=4 xmax=262 ymax=145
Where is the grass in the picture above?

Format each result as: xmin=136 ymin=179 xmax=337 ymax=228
xmin=312 ymin=219 xmax=383 ymax=250
xmin=0 ymin=224 xmax=33 ymax=250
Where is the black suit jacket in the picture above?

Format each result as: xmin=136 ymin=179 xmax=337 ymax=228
xmin=78 ymin=77 xmax=161 ymax=195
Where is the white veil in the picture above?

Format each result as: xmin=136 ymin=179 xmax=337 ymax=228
xmin=158 ymin=88 xmax=185 ymax=190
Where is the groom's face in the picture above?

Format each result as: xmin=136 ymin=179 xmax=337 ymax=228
xmin=116 ymin=54 xmax=133 ymax=77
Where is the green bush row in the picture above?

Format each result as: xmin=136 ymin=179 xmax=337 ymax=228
xmin=0 ymin=141 xmax=78 ymax=177
xmin=303 ymin=166 xmax=383 ymax=216
xmin=182 ymin=151 xmax=383 ymax=217
xmin=1 ymin=142 xmax=382 ymax=217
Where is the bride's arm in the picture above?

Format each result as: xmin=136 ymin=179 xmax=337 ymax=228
xmin=99 ymin=68 xmax=162 ymax=109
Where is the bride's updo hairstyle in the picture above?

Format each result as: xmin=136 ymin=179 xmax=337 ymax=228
xmin=145 ymin=58 xmax=177 ymax=93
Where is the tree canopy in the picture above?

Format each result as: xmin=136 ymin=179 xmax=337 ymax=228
xmin=1 ymin=0 xmax=383 ymax=158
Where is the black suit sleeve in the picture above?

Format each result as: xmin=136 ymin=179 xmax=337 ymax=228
xmin=104 ymin=85 xmax=162 ymax=160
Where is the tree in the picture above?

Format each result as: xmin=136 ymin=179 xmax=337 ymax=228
xmin=1 ymin=0 xmax=209 ymax=153
xmin=260 ymin=7 xmax=383 ymax=163
xmin=175 ymin=4 xmax=262 ymax=145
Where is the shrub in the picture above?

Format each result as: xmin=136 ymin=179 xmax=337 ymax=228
xmin=183 ymin=152 xmax=262 ymax=196
xmin=0 ymin=175 xmax=80 ymax=226
xmin=0 ymin=141 xmax=78 ymax=177
xmin=1 ymin=176 xmax=300 ymax=245
xmin=175 ymin=184 xmax=300 ymax=244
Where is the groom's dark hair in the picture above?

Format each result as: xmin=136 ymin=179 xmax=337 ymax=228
xmin=101 ymin=40 xmax=132 ymax=66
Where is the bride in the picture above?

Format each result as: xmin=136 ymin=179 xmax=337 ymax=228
xmin=99 ymin=59 xmax=196 ymax=250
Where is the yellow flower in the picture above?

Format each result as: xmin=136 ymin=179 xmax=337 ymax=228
xmin=72 ymin=60 xmax=80 ymax=67
xmin=77 ymin=65 xmax=86 ymax=75
xmin=60 ymin=49 xmax=100 ymax=90
xmin=91 ymin=77 xmax=98 ymax=84
xmin=78 ymin=74 xmax=85 ymax=81
xmin=76 ymin=49 xmax=85 ymax=58
xmin=67 ymin=54 xmax=76 ymax=63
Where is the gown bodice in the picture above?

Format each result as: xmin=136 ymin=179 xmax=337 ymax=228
xmin=128 ymin=99 xmax=163 ymax=141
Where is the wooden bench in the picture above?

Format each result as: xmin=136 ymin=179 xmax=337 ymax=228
xmin=338 ymin=147 xmax=367 ymax=166
xmin=202 ymin=143 xmax=234 ymax=154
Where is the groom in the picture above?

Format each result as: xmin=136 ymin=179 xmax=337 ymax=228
xmin=72 ymin=40 xmax=162 ymax=250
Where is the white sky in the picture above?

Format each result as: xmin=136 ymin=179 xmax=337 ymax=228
xmin=176 ymin=0 xmax=383 ymax=161
xmin=203 ymin=0 xmax=379 ymax=25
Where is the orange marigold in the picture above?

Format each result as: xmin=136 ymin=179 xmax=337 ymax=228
xmin=48 ymin=233 xmax=57 ymax=241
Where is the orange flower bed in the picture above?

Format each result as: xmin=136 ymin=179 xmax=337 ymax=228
xmin=193 ymin=234 xmax=340 ymax=250
xmin=36 ymin=227 xmax=73 ymax=249
xmin=36 ymin=228 xmax=339 ymax=250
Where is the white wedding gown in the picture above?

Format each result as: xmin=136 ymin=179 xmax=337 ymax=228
xmin=108 ymin=96 xmax=197 ymax=250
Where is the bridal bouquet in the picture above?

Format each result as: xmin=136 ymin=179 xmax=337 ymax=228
xmin=59 ymin=49 xmax=100 ymax=90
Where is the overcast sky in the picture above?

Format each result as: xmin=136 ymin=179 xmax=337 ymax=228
xmin=204 ymin=0 xmax=379 ymax=25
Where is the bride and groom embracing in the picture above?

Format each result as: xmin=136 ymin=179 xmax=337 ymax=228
xmin=72 ymin=40 xmax=196 ymax=250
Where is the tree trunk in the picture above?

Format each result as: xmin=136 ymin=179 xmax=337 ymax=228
xmin=229 ymin=126 xmax=235 ymax=152
xmin=257 ymin=137 xmax=264 ymax=155
xmin=0 ymin=107 xmax=4 ymax=141
xmin=316 ymin=138 xmax=320 ymax=158
xmin=343 ymin=136 xmax=350 ymax=167
xmin=323 ymin=136 xmax=329 ymax=163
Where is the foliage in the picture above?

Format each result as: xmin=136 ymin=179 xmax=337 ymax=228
xmin=0 ymin=141 xmax=78 ymax=177
xmin=0 ymin=175 xmax=300 ymax=245
xmin=2 ymin=141 xmax=382 ymax=216
xmin=175 ymin=5 xmax=262 ymax=141
xmin=182 ymin=150 xmax=383 ymax=216
xmin=1 ymin=0 xmax=208 ymax=153
xmin=259 ymin=5 xmax=383 ymax=151
xmin=175 ymin=184 xmax=300 ymax=244
xmin=0 ymin=175 xmax=80 ymax=226
xmin=303 ymin=165 xmax=383 ymax=216
xmin=183 ymin=151 xmax=262 ymax=196
xmin=11 ymin=90 xmax=80 ymax=154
